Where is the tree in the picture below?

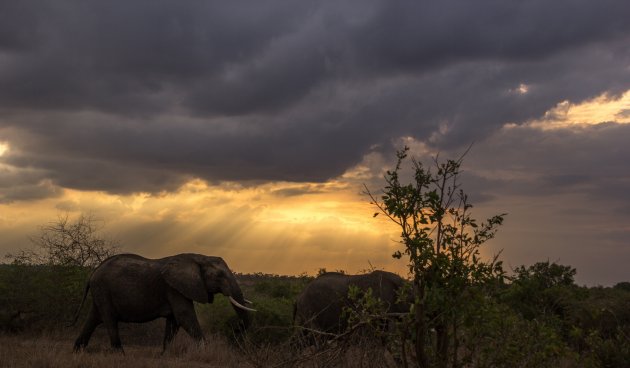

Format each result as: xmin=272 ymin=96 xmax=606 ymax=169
xmin=6 ymin=213 xmax=120 ymax=267
xmin=504 ymin=261 xmax=580 ymax=321
xmin=366 ymin=146 xmax=506 ymax=368
xmin=513 ymin=261 xmax=576 ymax=289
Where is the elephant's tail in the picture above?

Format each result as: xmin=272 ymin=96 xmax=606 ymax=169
xmin=66 ymin=282 xmax=90 ymax=327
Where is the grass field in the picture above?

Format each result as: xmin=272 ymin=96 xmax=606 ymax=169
xmin=0 ymin=330 xmax=399 ymax=368
xmin=0 ymin=333 xmax=247 ymax=368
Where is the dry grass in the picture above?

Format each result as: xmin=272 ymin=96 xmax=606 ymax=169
xmin=235 ymin=328 xmax=401 ymax=368
xmin=245 ymin=343 xmax=399 ymax=368
xmin=0 ymin=331 xmax=399 ymax=368
xmin=0 ymin=333 xmax=248 ymax=368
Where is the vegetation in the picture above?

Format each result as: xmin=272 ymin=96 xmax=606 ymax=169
xmin=0 ymin=263 xmax=629 ymax=366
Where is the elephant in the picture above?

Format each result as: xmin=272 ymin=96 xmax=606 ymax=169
xmin=293 ymin=270 xmax=411 ymax=339
xmin=70 ymin=253 xmax=255 ymax=352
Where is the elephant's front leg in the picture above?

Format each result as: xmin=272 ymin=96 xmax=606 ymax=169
xmin=162 ymin=316 xmax=180 ymax=352
xmin=168 ymin=292 xmax=205 ymax=343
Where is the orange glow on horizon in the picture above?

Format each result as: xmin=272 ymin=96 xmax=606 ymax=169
xmin=0 ymin=177 xmax=406 ymax=276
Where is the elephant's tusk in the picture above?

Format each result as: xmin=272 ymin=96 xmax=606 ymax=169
xmin=244 ymin=299 xmax=253 ymax=305
xmin=229 ymin=296 xmax=257 ymax=312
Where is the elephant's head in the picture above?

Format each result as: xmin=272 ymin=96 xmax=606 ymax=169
xmin=160 ymin=254 xmax=255 ymax=328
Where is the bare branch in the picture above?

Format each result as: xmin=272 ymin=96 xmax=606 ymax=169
xmin=6 ymin=213 xmax=120 ymax=267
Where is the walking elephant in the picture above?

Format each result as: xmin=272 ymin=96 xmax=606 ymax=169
xmin=293 ymin=270 xmax=411 ymax=337
xmin=71 ymin=253 xmax=255 ymax=352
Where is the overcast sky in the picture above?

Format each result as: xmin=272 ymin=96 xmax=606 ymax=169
xmin=1 ymin=1 xmax=629 ymax=285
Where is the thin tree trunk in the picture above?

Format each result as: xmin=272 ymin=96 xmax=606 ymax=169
xmin=452 ymin=318 xmax=459 ymax=368
xmin=415 ymin=281 xmax=429 ymax=368
xmin=436 ymin=321 xmax=449 ymax=368
xmin=400 ymin=325 xmax=409 ymax=368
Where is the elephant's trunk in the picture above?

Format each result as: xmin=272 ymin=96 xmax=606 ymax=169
xmin=223 ymin=273 xmax=253 ymax=329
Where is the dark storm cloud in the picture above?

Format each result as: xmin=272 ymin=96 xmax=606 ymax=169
xmin=1 ymin=0 xmax=629 ymax=198
xmin=0 ymin=168 xmax=62 ymax=203
xmin=441 ymin=122 xmax=630 ymax=286
xmin=460 ymin=123 xmax=630 ymax=208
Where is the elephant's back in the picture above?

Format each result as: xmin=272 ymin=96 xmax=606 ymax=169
xmin=93 ymin=253 xmax=149 ymax=269
xmin=349 ymin=271 xmax=404 ymax=290
xmin=349 ymin=271 xmax=407 ymax=311
xmin=89 ymin=254 xmax=168 ymax=321
xmin=91 ymin=254 xmax=160 ymax=283
xmin=298 ymin=273 xmax=348 ymax=303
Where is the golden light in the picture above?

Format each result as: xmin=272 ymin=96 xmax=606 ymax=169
xmin=532 ymin=89 xmax=630 ymax=129
xmin=0 ymin=175 xmax=403 ymax=275
xmin=0 ymin=142 xmax=8 ymax=156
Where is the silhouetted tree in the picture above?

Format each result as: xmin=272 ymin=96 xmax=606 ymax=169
xmin=6 ymin=213 xmax=120 ymax=267
xmin=366 ymin=146 xmax=506 ymax=368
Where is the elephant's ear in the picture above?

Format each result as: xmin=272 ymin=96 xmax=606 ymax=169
xmin=161 ymin=259 xmax=209 ymax=303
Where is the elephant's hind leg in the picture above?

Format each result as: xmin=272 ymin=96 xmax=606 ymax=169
xmin=102 ymin=317 xmax=124 ymax=353
xmin=162 ymin=316 xmax=180 ymax=353
xmin=73 ymin=306 xmax=102 ymax=352
xmin=96 ymin=301 xmax=124 ymax=352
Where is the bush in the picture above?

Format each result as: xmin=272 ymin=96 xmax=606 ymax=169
xmin=461 ymin=297 xmax=575 ymax=368
xmin=0 ymin=264 xmax=90 ymax=331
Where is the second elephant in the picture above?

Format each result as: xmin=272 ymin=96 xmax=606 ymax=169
xmin=294 ymin=270 xmax=411 ymax=335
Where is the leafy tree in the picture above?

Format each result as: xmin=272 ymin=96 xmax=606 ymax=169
xmin=513 ymin=261 xmax=576 ymax=289
xmin=503 ymin=261 xmax=584 ymax=330
xmin=366 ymin=146 xmax=506 ymax=368
xmin=6 ymin=213 xmax=120 ymax=267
